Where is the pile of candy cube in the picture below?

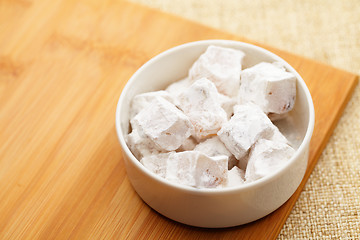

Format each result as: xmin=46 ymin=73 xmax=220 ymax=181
xmin=127 ymin=45 xmax=297 ymax=189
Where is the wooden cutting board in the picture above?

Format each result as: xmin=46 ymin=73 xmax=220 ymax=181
xmin=0 ymin=0 xmax=358 ymax=239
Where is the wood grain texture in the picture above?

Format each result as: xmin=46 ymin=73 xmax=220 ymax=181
xmin=0 ymin=0 xmax=357 ymax=239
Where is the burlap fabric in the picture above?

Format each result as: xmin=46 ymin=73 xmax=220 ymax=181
xmin=129 ymin=0 xmax=360 ymax=238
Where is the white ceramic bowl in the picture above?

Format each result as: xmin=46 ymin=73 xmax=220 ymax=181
xmin=115 ymin=40 xmax=315 ymax=228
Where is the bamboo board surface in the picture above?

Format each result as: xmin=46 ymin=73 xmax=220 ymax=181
xmin=0 ymin=0 xmax=358 ymax=239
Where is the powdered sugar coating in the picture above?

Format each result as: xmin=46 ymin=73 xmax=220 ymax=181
xmin=194 ymin=136 xmax=231 ymax=157
xmin=144 ymin=151 xmax=228 ymax=188
xmin=130 ymin=96 xmax=193 ymax=152
xmin=194 ymin=136 xmax=238 ymax=169
xmin=227 ymin=166 xmax=245 ymax=187
xmin=217 ymin=104 xmax=275 ymax=160
xmin=245 ymin=139 xmax=296 ymax=182
xmin=165 ymin=77 xmax=193 ymax=98
xmin=194 ymin=154 xmax=228 ymax=188
xmin=189 ymin=45 xmax=245 ymax=97
xmin=141 ymin=152 xmax=172 ymax=178
xmin=166 ymin=151 xmax=199 ymax=187
xmin=126 ymin=129 xmax=161 ymax=159
xmin=239 ymin=62 xmax=296 ymax=114
xmin=130 ymin=90 xmax=178 ymax=119
xmin=178 ymin=78 xmax=227 ymax=140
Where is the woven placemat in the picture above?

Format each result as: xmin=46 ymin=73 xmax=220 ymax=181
xmin=129 ymin=0 xmax=360 ymax=238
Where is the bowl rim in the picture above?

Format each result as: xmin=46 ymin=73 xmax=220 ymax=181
xmin=115 ymin=39 xmax=315 ymax=195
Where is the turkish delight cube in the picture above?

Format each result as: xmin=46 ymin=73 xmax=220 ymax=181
xmin=227 ymin=166 xmax=245 ymax=187
xmin=165 ymin=151 xmax=199 ymax=187
xmin=218 ymin=104 xmax=274 ymax=159
xmin=126 ymin=129 xmax=161 ymax=159
xmin=140 ymin=152 xmax=172 ymax=178
xmin=245 ymin=139 xmax=295 ymax=182
xmin=178 ymin=78 xmax=227 ymax=140
xmin=194 ymin=136 xmax=232 ymax=157
xmin=130 ymin=91 xmax=177 ymax=119
xmin=194 ymin=154 xmax=228 ymax=188
xmin=239 ymin=62 xmax=296 ymax=114
xmin=189 ymin=45 xmax=245 ymax=97
xmin=131 ymin=96 xmax=193 ymax=151
xmin=165 ymin=77 xmax=193 ymax=98
xmin=194 ymin=136 xmax=237 ymax=169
